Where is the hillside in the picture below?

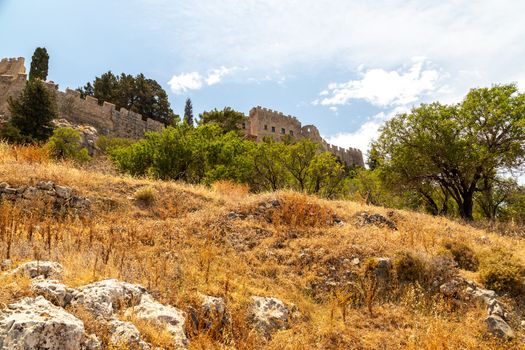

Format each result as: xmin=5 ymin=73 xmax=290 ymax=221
xmin=1 ymin=142 xmax=525 ymax=350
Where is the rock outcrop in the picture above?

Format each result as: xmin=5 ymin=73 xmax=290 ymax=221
xmin=0 ymin=296 xmax=86 ymax=350
xmin=248 ymin=296 xmax=291 ymax=339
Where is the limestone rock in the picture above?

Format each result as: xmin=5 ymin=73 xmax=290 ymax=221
xmin=126 ymin=294 xmax=188 ymax=349
xmin=248 ymin=296 xmax=290 ymax=339
xmin=0 ymin=296 xmax=85 ymax=350
xmin=55 ymin=185 xmax=72 ymax=199
xmin=486 ymin=315 xmax=514 ymax=339
xmin=465 ymin=286 xmax=497 ymax=304
xmin=108 ymin=320 xmax=150 ymax=350
xmin=31 ymin=278 xmax=73 ymax=307
xmin=71 ymin=279 xmax=148 ymax=318
xmin=188 ymin=294 xmax=230 ymax=335
xmin=9 ymin=261 xmax=64 ymax=279
xmin=81 ymin=334 xmax=102 ymax=350
xmin=356 ymin=212 xmax=397 ymax=230
xmin=36 ymin=181 xmax=55 ymax=191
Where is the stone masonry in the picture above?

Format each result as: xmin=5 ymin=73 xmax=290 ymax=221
xmin=0 ymin=57 xmax=164 ymax=139
xmin=243 ymin=107 xmax=364 ymax=166
xmin=0 ymin=57 xmax=364 ymax=166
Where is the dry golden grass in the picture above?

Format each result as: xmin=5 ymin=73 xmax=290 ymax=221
xmin=1 ymin=142 xmax=525 ymax=349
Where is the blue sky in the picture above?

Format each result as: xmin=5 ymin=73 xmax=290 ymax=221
xmin=1 ymin=0 xmax=525 ymax=162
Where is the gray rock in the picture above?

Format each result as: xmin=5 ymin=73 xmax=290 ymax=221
xmin=486 ymin=315 xmax=514 ymax=339
xmin=0 ymin=296 xmax=85 ymax=350
xmin=55 ymin=185 xmax=72 ymax=199
xmin=1 ymin=259 xmax=12 ymax=271
xmin=71 ymin=279 xmax=148 ymax=318
xmin=31 ymin=278 xmax=74 ymax=307
xmin=0 ymin=182 xmax=8 ymax=189
xmin=248 ymin=296 xmax=290 ymax=339
xmin=36 ymin=181 xmax=55 ymax=191
xmin=81 ymin=334 xmax=102 ymax=350
xmin=70 ymin=196 xmax=91 ymax=209
xmin=126 ymin=294 xmax=188 ymax=349
xmin=439 ymin=279 xmax=464 ymax=297
xmin=189 ymin=294 xmax=230 ymax=335
xmin=465 ymin=286 xmax=497 ymax=304
xmin=22 ymin=186 xmax=38 ymax=199
xmin=9 ymin=261 xmax=64 ymax=279
xmin=108 ymin=320 xmax=150 ymax=350
xmin=487 ymin=299 xmax=507 ymax=320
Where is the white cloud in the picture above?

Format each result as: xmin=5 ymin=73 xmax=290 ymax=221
xmin=168 ymin=67 xmax=237 ymax=94
xmin=167 ymin=72 xmax=204 ymax=94
xmin=319 ymin=58 xmax=441 ymax=107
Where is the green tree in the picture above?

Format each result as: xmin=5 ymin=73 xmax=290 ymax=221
xmin=306 ymin=152 xmax=347 ymax=197
xmin=198 ymin=107 xmax=245 ymax=133
xmin=78 ymin=72 xmax=177 ymax=125
xmin=184 ymin=98 xmax=194 ymax=126
xmin=28 ymin=47 xmax=49 ymax=81
xmin=251 ymin=139 xmax=289 ymax=191
xmin=6 ymin=79 xmax=57 ymax=142
xmin=373 ymin=84 xmax=525 ymax=220
xmin=46 ymin=127 xmax=90 ymax=163
xmin=282 ymin=139 xmax=319 ymax=192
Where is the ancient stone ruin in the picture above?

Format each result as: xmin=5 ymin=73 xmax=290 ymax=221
xmin=0 ymin=57 xmax=364 ymax=166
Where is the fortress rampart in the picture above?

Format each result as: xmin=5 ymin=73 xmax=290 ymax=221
xmin=244 ymin=106 xmax=364 ymax=167
xmin=0 ymin=57 xmax=363 ymax=166
xmin=0 ymin=57 xmax=164 ymax=138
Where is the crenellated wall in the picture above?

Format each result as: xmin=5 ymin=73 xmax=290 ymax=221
xmin=0 ymin=57 xmax=164 ymax=138
xmin=245 ymin=106 xmax=364 ymax=167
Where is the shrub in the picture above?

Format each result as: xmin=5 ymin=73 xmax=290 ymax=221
xmin=479 ymin=248 xmax=524 ymax=295
xmin=46 ymin=127 xmax=90 ymax=163
xmin=95 ymin=135 xmax=135 ymax=154
xmin=393 ymin=251 xmax=428 ymax=285
xmin=443 ymin=241 xmax=479 ymax=271
xmin=134 ymin=186 xmax=158 ymax=206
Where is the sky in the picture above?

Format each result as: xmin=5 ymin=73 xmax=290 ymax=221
xmin=1 ymin=0 xmax=525 ymax=168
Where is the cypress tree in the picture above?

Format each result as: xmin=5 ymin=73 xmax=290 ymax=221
xmin=184 ymin=98 xmax=194 ymax=126
xmin=29 ymin=47 xmax=49 ymax=81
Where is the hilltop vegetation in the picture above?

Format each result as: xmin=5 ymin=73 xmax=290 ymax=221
xmin=1 ymin=142 xmax=525 ymax=349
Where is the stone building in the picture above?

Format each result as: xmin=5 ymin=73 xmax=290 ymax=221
xmin=242 ymin=107 xmax=364 ymax=167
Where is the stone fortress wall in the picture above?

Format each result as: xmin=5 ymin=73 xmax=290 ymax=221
xmin=244 ymin=106 xmax=364 ymax=167
xmin=0 ymin=57 xmax=164 ymax=138
xmin=0 ymin=57 xmax=363 ymax=166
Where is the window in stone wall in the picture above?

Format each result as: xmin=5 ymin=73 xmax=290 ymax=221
xmin=264 ymin=125 xmax=268 ymax=130
xmin=271 ymin=126 xmax=275 ymax=133
xmin=281 ymin=128 xmax=285 ymax=134
xmin=242 ymin=123 xmax=246 ymax=129
xmin=290 ymin=130 xmax=294 ymax=136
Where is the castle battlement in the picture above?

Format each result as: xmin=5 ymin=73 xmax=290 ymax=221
xmin=0 ymin=57 xmax=164 ymax=138
xmin=245 ymin=106 xmax=364 ymax=167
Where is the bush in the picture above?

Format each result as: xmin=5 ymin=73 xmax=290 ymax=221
xmin=479 ymin=248 xmax=524 ymax=295
xmin=95 ymin=135 xmax=135 ymax=154
xmin=46 ymin=127 xmax=90 ymax=163
xmin=443 ymin=241 xmax=479 ymax=271
xmin=134 ymin=186 xmax=158 ymax=206
xmin=393 ymin=251 xmax=428 ymax=284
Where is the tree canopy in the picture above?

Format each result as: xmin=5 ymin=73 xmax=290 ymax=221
xmin=29 ymin=47 xmax=49 ymax=81
xmin=198 ymin=107 xmax=246 ymax=133
xmin=184 ymin=98 xmax=194 ymax=126
xmin=373 ymin=84 xmax=525 ymax=220
xmin=77 ymin=71 xmax=177 ymax=125
xmin=2 ymin=79 xmax=57 ymax=142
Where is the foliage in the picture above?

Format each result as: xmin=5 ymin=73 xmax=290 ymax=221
xmin=77 ymin=71 xmax=177 ymax=125
xmin=479 ymin=248 xmax=524 ymax=295
xmin=46 ymin=127 xmax=90 ymax=163
xmin=393 ymin=251 xmax=428 ymax=285
xmin=5 ymin=79 xmax=57 ymax=142
xmin=373 ymin=84 xmax=525 ymax=220
xmin=134 ymin=186 xmax=158 ymax=206
xmin=184 ymin=98 xmax=194 ymax=126
xmin=198 ymin=107 xmax=245 ymax=133
xmin=28 ymin=47 xmax=49 ymax=81
xmin=442 ymin=241 xmax=479 ymax=271
xmin=95 ymin=135 xmax=135 ymax=154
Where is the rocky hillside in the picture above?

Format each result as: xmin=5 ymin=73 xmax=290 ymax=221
xmin=1 ymin=142 xmax=525 ymax=349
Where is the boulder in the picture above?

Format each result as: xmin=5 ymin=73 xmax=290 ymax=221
xmin=248 ymin=296 xmax=290 ymax=339
xmin=55 ymin=185 xmax=72 ymax=199
xmin=71 ymin=279 xmax=148 ymax=318
xmin=126 ymin=294 xmax=188 ymax=349
xmin=31 ymin=278 xmax=73 ymax=307
xmin=486 ymin=315 xmax=514 ymax=339
xmin=0 ymin=296 xmax=85 ymax=350
xmin=188 ymin=294 xmax=230 ymax=335
xmin=36 ymin=181 xmax=55 ymax=191
xmin=465 ymin=286 xmax=497 ymax=304
xmin=9 ymin=261 xmax=64 ymax=280
xmin=108 ymin=320 xmax=150 ymax=350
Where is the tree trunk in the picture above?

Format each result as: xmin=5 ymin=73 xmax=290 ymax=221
xmin=459 ymin=192 xmax=474 ymax=221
